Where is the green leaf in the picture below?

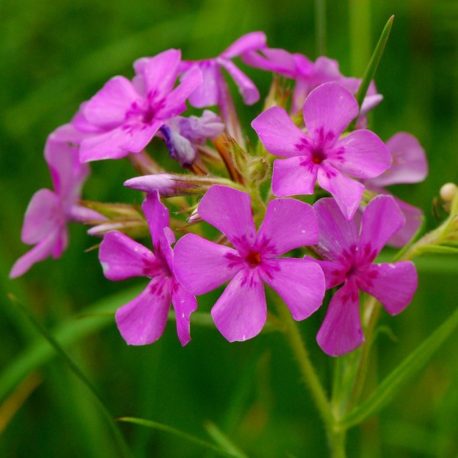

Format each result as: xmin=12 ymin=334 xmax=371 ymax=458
xmin=204 ymin=421 xmax=248 ymax=458
xmin=118 ymin=417 xmax=239 ymax=457
xmin=420 ymin=245 xmax=458 ymax=255
xmin=340 ymin=307 xmax=458 ymax=429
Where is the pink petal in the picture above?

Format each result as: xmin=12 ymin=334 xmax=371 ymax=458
xmin=198 ymin=186 xmax=256 ymax=250
xmin=69 ymin=205 xmax=106 ymax=223
xmin=186 ymin=63 xmax=219 ymax=108
xmin=369 ymin=132 xmax=428 ymax=187
xmin=211 ymin=270 xmax=266 ymax=342
xmin=262 ymin=258 xmax=325 ymax=320
xmin=99 ymin=231 xmax=157 ymax=281
xmin=133 ymin=49 xmax=181 ymax=98
xmin=388 ymin=198 xmax=423 ymax=247
xmin=82 ymin=76 xmax=140 ymax=129
xmin=360 ymin=94 xmax=383 ymax=116
xmin=360 ymin=261 xmax=417 ymax=315
xmin=257 ymin=198 xmax=319 ymax=254
xmin=313 ymin=197 xmax=360 ymax=260
xmin=316 ymin=259 xmax=346 ymax=289
xmin=21 ymin=189 xmax=61 ymax=245
xmin=241 ymin=47 xmax=297 ymax=77
xmin=359 ymin=195 xmax=405 ymax=256
xmin=218 ymin=59 xmax=259 ymax=105
xmin=115 ymin=279 xmax=171 ymax=346
xmin=251 ymin=106 xmax=307 ymax=157
xmin=272 ymin=157 xmax=317 ymax=196
xmin=171 ymin=284 xmax=198 ymax=346
xmin=221 ymin=32 xmax=267 ymax=59
xmin=303 ymin=82 xmax=358 ymax=138
xmin=317 ymin=166 xmax=364 ymax=220
xmin=336 ymin=130 xmax=391 ymax=178
xmin=141 ymin=192 xmax=170 ymax=253
xmin=316 ymin=281 xmax=363 ymax=357
xmin=174 ymin=233 xmax=239 ymax=294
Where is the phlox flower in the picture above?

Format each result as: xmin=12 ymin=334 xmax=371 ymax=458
xmin=73 ymin=49 xmax=202 ymax=162
xmin=365 ymin=132 xmax=428 ymax=247
xmin=314 ymin=195 xmax=418 ymax=356
xmin=174 ymin=185 xmax=325 ymax=342
xmin=99 ymin=192 xmax=197 ymax=346
xmin=252 ymin=82 xmax=391 ymax=219
xmin=10 ymin=125 xmax=103 ymax=278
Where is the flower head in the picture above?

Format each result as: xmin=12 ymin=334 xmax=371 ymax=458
xmin=10 ymin=125 xmax=102 ymax=278
xmin=73 ymin=49 xmax=202 ymax=162
xmin=314 ymin=195 xmax=418 ymax=356
xmin=99 ymin=192 xmax=197 ymax=346
xmin=252 ymin=82 xmax=391 ymax=219
xmin=174 ymin=185 xmax=325 ymax=342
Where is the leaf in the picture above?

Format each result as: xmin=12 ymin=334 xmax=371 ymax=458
xmin=420 ymin=245 xmax=458 ymax=255
xmin=340 ymin=307 xmax=458 ymax=429
xmin=204 ymin=421 xmax=248 ymax=458
xmin=118 ymin=417 xmax=238 ymax=457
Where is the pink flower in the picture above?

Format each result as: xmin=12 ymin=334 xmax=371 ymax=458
xmin=180 ymin=32 xmax=266 ymax=108
xmin=10 ymin=125 xmax=103 ymax=278
xmin=174 ymin=185 xmax=325 ymax=342
xmin=314 ymin=195 xmax=418 ymax=356
xmin=365 ymin=132 xmax=428 ymax=247
xmin=252 ymin=82 xmax=391 ymax=219
xmin=99 ymin=193 xmax=197 ymax=346
xmin=73 ymin=49 xmax=202 ymax=162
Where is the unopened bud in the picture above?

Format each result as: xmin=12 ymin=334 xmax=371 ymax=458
xmin=440 ymin=183 xmax=457 ymax=203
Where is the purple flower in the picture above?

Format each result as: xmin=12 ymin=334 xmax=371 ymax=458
xmin=10 ymin=125 xmax=103 ymax=278
xmin=180 ymin=32 xmax=266 ymax=108
xmin=366 ymin=132 xmax=428 ymax=247
xmin=73 ymin=49 xmax=202 ymax=162
xmin=99 ymin=192 xmax=197 ymax=346
xmin=174 ymin=185 xmax=325 ymax=342
xmin=252 ymin=82 xmax=391 ymax=219
xmin=314 ymin=195 xmax=418 ymax=356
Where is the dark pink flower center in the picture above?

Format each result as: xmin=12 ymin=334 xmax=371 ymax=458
xmin=311 ymin=147 xmax=326 ymax=164
xmin=245 ymin=251 xmax=262 ymax=267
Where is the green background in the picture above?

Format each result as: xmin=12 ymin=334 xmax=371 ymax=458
xmin=0 ymin=0 xmax=457 ymax=456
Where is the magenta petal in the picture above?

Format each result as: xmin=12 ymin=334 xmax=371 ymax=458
xmin=241 ymin=47 xmax=297 ymax=77
xmin=388 ymin=198 xmax=423 ymax=247
xmin=337 ymin=130 xmax=391 ymax=179
xmin=316 ymin=259 xmax=346 ymax=289
xmin=171 ymin=284 xmax=198 ymax=346
xmin=252 ymin=107 xmax=306 ymax=158
xmin=316 ymin=281 xmax=363 ymax=357
xmin=369 ymin=132 xmax=428 ymax=187
xmin=303 ymin=82 xmax=358 ymax=137
xmin=115 ymin=279 xmax=171 ymax=346
xmin=99 ymin=231 xmax=157 ymax=281
xmin=211 ymin=270 xmax=266 ymax=342
xmin=263 ymin=258 xmax=325 ymax=320
xmin=317 ymin=166 xmax=364 ymax=220
xmin=198 ymin=186 xmax=256 ymax=249
xmin=221 ymin=31 xmax=267 ymax=58
xmin=359 ymin=195 xmax=405 ymax=255
xmin=141 ymin=192 xmax=170 ymax=252
xmin=186 ymin=63 xmax=219 ymax=108
xmin=257 ymin=198 xmax=319 ymax=254
xmin=314 ymin=198 xmax=359 ymax=260
xmin=174 ymin=233 xmax=239 ymax=294
xmin=272 ymin=157 xmax=317 ymax=196
xmin=82 ymin=76 xmax=140 ymax=129
xmin=218 ymin=59 xmax=259 ymax=105
xmin=360 ymin=261 xmax=417 ymax=315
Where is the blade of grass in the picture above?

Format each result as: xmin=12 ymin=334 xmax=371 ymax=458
xmin=314 ymin=0 xmax=327 ymax=56
xmin=204 ymin=421 xmax=248 ymax=458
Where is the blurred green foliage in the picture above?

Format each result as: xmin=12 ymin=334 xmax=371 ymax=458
xmin=0 ymin=0 xmax=457 ymax=456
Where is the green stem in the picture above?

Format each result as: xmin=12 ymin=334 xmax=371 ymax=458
xmin=314 ymin=0 xmax=326 ymax=56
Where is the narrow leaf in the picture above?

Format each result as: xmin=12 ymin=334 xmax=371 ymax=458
xmin=204 ymin=421 xmax=248 ymax=458
xmin=420 ymin=245 xmax=458 ymax=255
xmin=340 ymin=307 xmax=458 ymax=429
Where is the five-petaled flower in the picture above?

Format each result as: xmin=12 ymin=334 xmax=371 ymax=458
xmin=252 ymin=82 xmax=391 ymax=219
xmin=99 ymin=192 xmax=197 ymax=346
xmin=174 ymin=185 xmax=325 ymax=342
xmin=314 ymin=195 xmax=418 ymax=356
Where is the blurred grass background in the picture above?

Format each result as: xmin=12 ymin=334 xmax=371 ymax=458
xmin=0 ymin=0 xmax=457 ymax=456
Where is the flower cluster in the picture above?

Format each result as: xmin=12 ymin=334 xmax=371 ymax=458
xmin=12 ymin=32 xmax=429 ymax=356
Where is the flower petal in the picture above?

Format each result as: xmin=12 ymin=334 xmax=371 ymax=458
xmin=174 ymin=233 xmax=239 ymax=294
xmin=336 ymin=129 xmax=391 ymax=179
xmin=211 ymin=270 xmax=266 ymax=342
xmin=241 ymin=47 xmax=297 ymax=77
xmin=141 ymin=192 xmax=170 ymax=253
xmin=186 ymin=63 xmax=219 ymax=108
xmin=360 ymin=261 xmax=417 ymax=315
xmin=171 ymin=284 xmax=198 ymax=346
xmin=388 ymin=198 xmax=423 ymax=247
xmin=221 ymin=31 xmax=267 ymax=58
xmin=257 ymin=198 xmax=319 ymax=254
xmin=263 ymin=258 xmax=325 ymax=320
xmin=317 ymin=166 xmax=364 ymax=220
xmin=272 ymin=157 xmax=317 ymax=196
xmin=303 ymin=82 xmax=358 ymax=138
xmin=115 ymin=279 xmax=171 ymax=346
xmin=99 ymin=231 xmax=157 ymax=281
xmin=359 ymin=195 xmax=405 ymax=256
xmin=218 ymin=59 xmax=259 ymax=105
xmin=198 ymin=185 xmax=256 ymax=250
xmin=316 ymin=281 xmax=363 ymax=357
